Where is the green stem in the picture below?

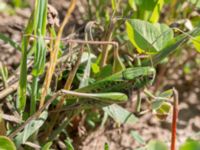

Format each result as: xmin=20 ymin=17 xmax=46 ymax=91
xmin=30 ymin=76 xmax=39 ymax=115
xmin=18 ymin=37 xmax=28 ymax=112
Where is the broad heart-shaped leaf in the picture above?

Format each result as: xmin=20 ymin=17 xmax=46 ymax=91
xmin=0 ymin=136 xmax=16 ymax=150
xmin=103 ymin=104 xmax=138 ymax=125
xmin=147 ymin=140 xmax=168 ymax=150
xmin=126 ymin=19 xmax=173 ymax=54
xmin=143 ymin=25 xmax=200 ymax=66
xmin=179 ymin=139 xmax=200 ymax=150
xmin=14 ymin=111 xmax=48 ymax=147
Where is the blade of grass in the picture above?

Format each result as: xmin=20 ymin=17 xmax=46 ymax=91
xmin=0 ymin=33 xmax=21 ymax=51
xmin=17 ymin=12 xmax=34 ymax=112
xmin=30 ymin=0 xmax=47 ymax=115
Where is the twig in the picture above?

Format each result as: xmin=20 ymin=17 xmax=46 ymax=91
xmin=0 ymin=75 xmax=32 ymax=100
xmin=2 ymin=114 xmax=22 ymax=124
xmin=171 ymin=88 xmax=179 ymax=150
xmin=24 ymin=141 xmax=41 ymax=149
xmin=23 ymin=34 xmax=119 ymax=48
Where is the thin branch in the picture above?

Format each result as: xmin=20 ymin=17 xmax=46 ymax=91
xmin=2 ymin=114 xmax=22 ymax=124
xmin=23 ymin=34 xmax=119 ymax=48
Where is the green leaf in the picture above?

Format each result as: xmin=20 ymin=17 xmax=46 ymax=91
xmin=152 ymin=89 xmax=173 ymax=110
xmin=18 ymin=11 xmax=35 ymax=112
xmin=30 ymin=0 xmax=48 ymax=114
xmin=149 ymin=0 xmax=164 ymax=23
xmin=103 ymin=104 xmax=138 ymax=125
xmin=12 ymin=0 xmax=22 ymax=8
xmin=111 ymin=0 xmax=117 ymax=11
xmin=32 ymin=36 xmax=47 ymax=76
xmin=147 ymin=140 xmax=168 ymax=150
xmin=159 ymin=89 xmax=173 ymax=98
xmin=0 ymin=136 xmax=16 ymax=150
xmin=41 ymin=142 xmax=52 ymax=150
xmin=192 ymin=36 xmax=200 ymax=53
xmin=126 ymin=19 xmax=173 ymax=54
xmin=142 ymin=26 xmax=200 ymax=66
xmin=128 ymin=0 xmax=136 ymax=11
xmin=65 ymin=138 xmax=74 ymax=150
xmin=154 ymin=102 xmax=172 ymax=120
xmin=113 ymin=52 xmax=125 ymax=73
xmin=152 ymin=100 xmax=165 ymax=110
xmin=189 ymin=0 xmax=200 ymax=8
xmin=96 ymin=65 xmax=112 ymax=79
xmin=156 ymin=102 xmax=171 ymax=114
xmin=179 ymin=139 xmax=200 ymax=150
xmin=32 ymin=0 xmax=48 ymax=76
xmin=91 ymin=63 xmax=100 ymax=74
xmin=0 ymin=33 xmax=21 ymax=51
xmin=135 ymin=0 xmax=164 ymax=22
xmin=14 ymin=111 xmax=48 ymax=147
xmin=104 ymin=143 xmax=109 ymax=150
xmin=130 ymin=131 xmax=145 ymax=145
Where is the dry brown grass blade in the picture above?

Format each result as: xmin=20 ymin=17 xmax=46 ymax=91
xmin=39 ymin=0 xmax=77 ymax=108
xmin=42 ymin=46 xmax=84 ymax=139
xmin=0 ymin=108 xmax=6 ymax=135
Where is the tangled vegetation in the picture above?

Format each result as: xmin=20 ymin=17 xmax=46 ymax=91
xmin=0 ymin=0 xmax=200 ymax=149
